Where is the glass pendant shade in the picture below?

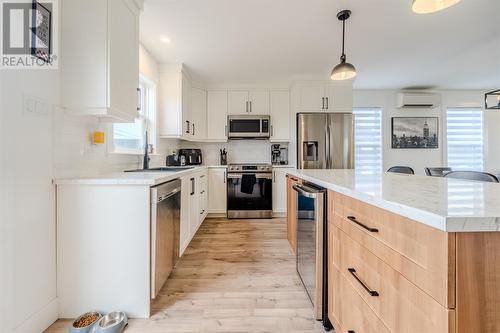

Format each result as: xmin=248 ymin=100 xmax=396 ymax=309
xmin=330 ymin=60 xmax=357 ymax=81
xmin=412 ymin=0 xmax=460 ymax=14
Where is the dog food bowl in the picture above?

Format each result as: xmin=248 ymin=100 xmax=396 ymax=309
xmin=69 ymin=312 xmax=102 ymax=333
xmin=90 ymin=311 xmax=128 ymax=333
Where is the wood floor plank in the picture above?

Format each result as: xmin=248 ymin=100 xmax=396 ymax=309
xmin=44 ymin=218 xmax=324 ymax=333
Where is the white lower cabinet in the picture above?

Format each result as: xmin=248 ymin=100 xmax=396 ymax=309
xmin=208 ymin=168 xmax=227 ymax=214
xmin=273 ymin=168 xmax=291 ymax=214
xmin=180 ymin=168 xmax=209 ymax=256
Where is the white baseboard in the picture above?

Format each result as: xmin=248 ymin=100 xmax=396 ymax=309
xmin=14 ymin=298 xmax=58 ymax=333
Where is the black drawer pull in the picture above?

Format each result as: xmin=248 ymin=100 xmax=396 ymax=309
xmin=348 ymin=268 xmax=379 ymax=297
xmin=347 ymin=216 xmax=378 ymax=233
xmin=348 ymin=331 xmax=355 ymax=333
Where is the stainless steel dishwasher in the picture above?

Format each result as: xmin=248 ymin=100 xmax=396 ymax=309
xmin=293 ymin=182 xmax=331 ymax=330
xmin=150 ymin=179 xmax=181 ymax=299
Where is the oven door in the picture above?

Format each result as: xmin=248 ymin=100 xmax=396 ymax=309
xmin=228 ymin=116 xmax=270 ymax=139
xmin=227 ymin=172 xmax=273 ymax=218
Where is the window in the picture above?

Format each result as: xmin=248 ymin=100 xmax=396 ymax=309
xmin=353 ymin=108 xmax=383 ymax=172
xmin=446 ymin=108 xmax=484 ymax=171
xmin=112 ymin=76 xmax=157 ymax=153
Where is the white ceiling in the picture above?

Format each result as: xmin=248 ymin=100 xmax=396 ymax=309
xmin=140 ymin=0 xmax=500 ymax=89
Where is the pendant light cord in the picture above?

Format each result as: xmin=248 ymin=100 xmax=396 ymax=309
xmin=341 ymin=19 xmax=346 ymax=62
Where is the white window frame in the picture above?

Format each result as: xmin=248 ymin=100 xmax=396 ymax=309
xmin=445 ymin=107 xmax=484 ymax=171
xmin=109 ymin=74 xmax=157 ymax=155
xmin=353 ymin=107 xmax=383 ymax=173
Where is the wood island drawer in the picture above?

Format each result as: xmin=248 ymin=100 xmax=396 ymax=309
xmin=335 ymin=225 xmax=455 ymax=333
xmin=329 ymin=191 xmax=455 ymax=308
xmin=331 ymin=264 xmax=391 ymax=333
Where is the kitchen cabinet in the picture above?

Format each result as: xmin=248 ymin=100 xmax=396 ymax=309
xmin=327 ymin=190 xmax=500 ymax=333
xmin=62 ymin=0 xmax=142 ymax=122
xmin=207 ymin=90 xmax=228 ymax=141
xmin=228 ymin=90 xmax=270 ymax=115
xmin=158 ymin=67 xmax=192 ymax=140
xmin=198 ymin=171 xmax=208 ymax=225
xmin=273 ymin=168 xmax=291 ymax=214
xmin=294 ymin=82 xmax=353 ymax=112
xmin=191 ymin=87 xmax=207 ymax=140
xmin=270 ymin=90 xmax=291 ymax=142
xmin=179 ymin=176 xmax=192 ymax=255
xmin=286 ymin=174 xmax=301 ymax=253
xmin=208 ymin=168 xmax=227 ymax=214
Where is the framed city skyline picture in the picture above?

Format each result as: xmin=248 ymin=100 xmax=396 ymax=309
xmin=391 ymin=117 xmax=438 ymax=149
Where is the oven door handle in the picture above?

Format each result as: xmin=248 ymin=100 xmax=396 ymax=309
xmin=227 ymin=173 xmax=273 ymax=180
xmin=292 ymin=184 xmax=320 ymax=198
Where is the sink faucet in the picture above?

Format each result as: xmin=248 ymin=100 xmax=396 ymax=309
xmin=143 ymin=130 xmax=150 ymax=170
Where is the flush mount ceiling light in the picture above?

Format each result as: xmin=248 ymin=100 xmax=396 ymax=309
xmin=331 ymin=10 xmax=357 ymax=81
xmin=160 ymin=35 xmax=171 ymax=44
xmin=412 ymin=0 xmax=461 ymax=14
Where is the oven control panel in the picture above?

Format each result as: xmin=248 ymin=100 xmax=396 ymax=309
xmin=228 ymin=164 xmax=272 ymax=172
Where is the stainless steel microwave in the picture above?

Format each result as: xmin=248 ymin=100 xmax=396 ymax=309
xmin=228 ymin=115 xmax=270 ymax=139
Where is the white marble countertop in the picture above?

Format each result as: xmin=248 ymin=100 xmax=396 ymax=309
xmin=54 ymin=166 xmax=211 ymax=186
xmin=287 ymin=169 xmax=500 ymax=232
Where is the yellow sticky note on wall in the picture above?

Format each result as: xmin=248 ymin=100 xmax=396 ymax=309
xmin=92 ymin=131 xmax=105 ymax=145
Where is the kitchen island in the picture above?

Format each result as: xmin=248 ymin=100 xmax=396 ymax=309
xmin=286 ymin=169 xmax=500 ymax=333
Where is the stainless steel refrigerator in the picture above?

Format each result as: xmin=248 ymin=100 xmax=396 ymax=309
xmin=297 ymin=113 xmax=354 ymax=169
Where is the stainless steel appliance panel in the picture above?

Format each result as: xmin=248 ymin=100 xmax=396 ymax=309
xmin=151 ymin=179 xmax=181 ymax=299
xmin=297 ymin=113 xmax=354 ymax=169
xmin=228 ymin=115 xmax=270 ymax=139
xmin=294 ymin=183 xmax=325 ymax=320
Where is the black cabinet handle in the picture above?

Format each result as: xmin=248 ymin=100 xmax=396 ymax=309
xmin=322 ymin=97 xmax=325 ymax=109
xmin=347 ymin=216 xmax=378 ymax=233
xmin=348 ymin=268 xmax=379 ymax=297
xmin=326 ymin=97 xmax=329 ymax=109
xmin=186 ymin=120 xmax=190 ymax=134
xmin=137 ymin=87 xmax=141 ymax=111
xmin=190 ymin=178 xmax=195 ymax=195
xmin=348 ymin=331 xmax=355 ymax=333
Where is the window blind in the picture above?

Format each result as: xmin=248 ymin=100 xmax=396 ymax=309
xmin=353 ymin=108 xmax=383 ymax=172
xmin=446 ymin=108 xmax=484 ymax=171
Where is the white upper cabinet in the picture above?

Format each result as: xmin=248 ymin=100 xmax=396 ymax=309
xmin=294 ymin=82 xmax=353 ymax=113
xmin=158 ymin=66 xmax=192 ymax=140
xmin=228 ymin=91 xmax=249 ymax=115
xmin=191 ymin=87 xmax=207 ymax=140
xmin=324 ymin=83 xmax=354 ymax=112
xmin=248 ymin=90 xmax=270 ymax=114
xmin=207 ymin=90 xmax=228 ymax=142
xmin=62 ymin=0 xmax=142 ymax=122
xmin=270 ymin=90 xmax=290 ymax=142
xmin=228 ymin=90 xmax=270 ymax=115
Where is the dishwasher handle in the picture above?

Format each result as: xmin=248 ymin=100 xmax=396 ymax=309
xmin=292 ymin=183 xmax=321 ymax=199
xmin=157 ymin=187 xmax=181 ymax=202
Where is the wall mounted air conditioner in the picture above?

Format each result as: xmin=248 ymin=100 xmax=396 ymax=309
xmin=397 ymin=92 xmax=441 ymax=109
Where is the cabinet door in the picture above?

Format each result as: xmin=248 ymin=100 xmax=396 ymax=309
xmin=180 ymin=176 xmax=191 ymax=255
xmin=198 ymin=172 xmax=208 ymax=225
xmin=273 ymin=168 xmax=290 ymax=213
xmin=181 ymin=73 xmax=192 ymax=139
xmin=286 ymin=176 xmax=299 ymax=253
xmin=325 ymin=83 xmax=353 ymax=112
xmin=228 ymin=90 xmax=249 ymax=115
xmin=207 ymin=90 xmax=228 ymax=141
xmin=191 ymin=87 xmax=207 ymax=140
xmin=108 ymin=0 xmax=139 ymax=120
xmin=270 ymin=90 xmax=290 ymax=142
xmin=296 ymin=84 xmax=325 ymax=111
xmin=248 ymin=90 xmax=270 ymax=114
xmin=189 ymin=176 xmax=199 ymax=240
xmin=208 ymin=168 xmax=227 ymax=214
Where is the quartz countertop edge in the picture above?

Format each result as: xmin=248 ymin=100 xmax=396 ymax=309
xmin=286 ymin=169 xmax=500 ymax=233
xmin=54 ymin=166 xmax=217 ymax=186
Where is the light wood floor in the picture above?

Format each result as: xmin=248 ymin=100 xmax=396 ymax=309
xmin=45 ymin=218 xmax=325 ymax=333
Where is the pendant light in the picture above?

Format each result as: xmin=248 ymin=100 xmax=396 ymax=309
xmin=412 ymin=0 xmax=460 ymax=14
xmin=331 ymin=10 xmax=356 ymax=81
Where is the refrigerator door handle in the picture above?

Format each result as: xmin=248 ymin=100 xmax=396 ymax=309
xmin=324 ymin=123 xmax=329 ymax=169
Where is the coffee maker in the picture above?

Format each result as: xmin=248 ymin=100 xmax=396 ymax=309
xmin=271 ymin=144 xmax=288 ymax=165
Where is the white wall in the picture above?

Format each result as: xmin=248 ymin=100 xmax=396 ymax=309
xmin=0 ymin=40 xmax=173 ymax=333
xmin=354 ymin=90 xmax=489 ymax=175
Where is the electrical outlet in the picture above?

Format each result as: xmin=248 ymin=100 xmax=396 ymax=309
xmin=35 ymin=100 xmax=50 ymax=115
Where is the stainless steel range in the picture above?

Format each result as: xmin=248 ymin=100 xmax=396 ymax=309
xmin=226 ymin=163 xmax=273 ymax=219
